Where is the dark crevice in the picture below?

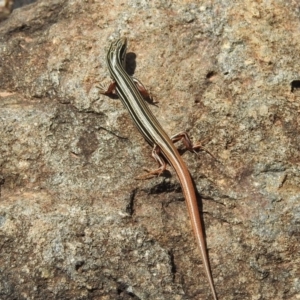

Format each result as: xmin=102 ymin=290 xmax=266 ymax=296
xmin=291 ymin=80 xmax=300 ymax=92
xmin=126 ymin=188 xmax=137 ymax=216
xmin=206 ymin=71 xmax=217 ymax=79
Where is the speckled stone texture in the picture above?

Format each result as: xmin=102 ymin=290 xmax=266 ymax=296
xmin=0 ymin=1 xmax=299 ymax=299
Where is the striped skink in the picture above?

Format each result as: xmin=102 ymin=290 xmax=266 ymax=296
xmin=100 ymin=38 xmax=218 ymax=300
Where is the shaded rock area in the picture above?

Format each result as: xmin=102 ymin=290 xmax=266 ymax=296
xmin=12 ymin=0 xmax=36 ymax=9
xmin=0 ymin=0 xmax=299 ymax=299
xmin=0 ymin=0 xmax=36 ymax=21
xmin=0 ymin=0 xmax=13 ymax=21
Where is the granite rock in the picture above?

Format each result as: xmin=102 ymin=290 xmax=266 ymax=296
xmin=0 ymin=1 xmax=299 ymax=299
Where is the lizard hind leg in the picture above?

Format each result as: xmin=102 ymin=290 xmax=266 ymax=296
xmin=171 ymin=131 xmax=217 ymax=160
xmin=135 ymin=145 xmax=168 ymax=180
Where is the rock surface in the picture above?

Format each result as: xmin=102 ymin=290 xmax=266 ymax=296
xmin=0 ymin=1 xmax=299 ymax=299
